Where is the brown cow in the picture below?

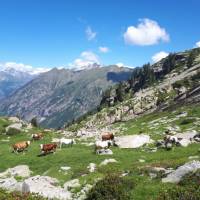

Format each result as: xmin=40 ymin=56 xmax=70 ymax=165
xmin=12 ymin=141 xmax=31 ymax=153
xmin=40 ymin=143 xmax=57 ymax=154
xmin=32 ymin=133 xmax=43 ymax=140
xmin=102 ymin=133 xmax=114 ymax=141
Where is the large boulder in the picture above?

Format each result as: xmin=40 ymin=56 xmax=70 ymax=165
xmin=0 ymin=165 xmax=31 ymax=178
xmin=0 ymin=177 xmax=22 ymax=191
xmin=162 ymin=160 xmax=200 ymax=183
xmin=6 ymin=123 xmax=22 ymax=135
xmin=22 ymin=175 xmax=72 ymax=200
xmin=114 ymin=135 xmax=152 ymax=148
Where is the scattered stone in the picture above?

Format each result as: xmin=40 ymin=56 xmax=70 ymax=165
xmin=188 ymin=156 xmax=199 ymax=159
xmin=22 ymin=175 xmax=71 ymax=200
xmin=162 ymin=160 xmax=200 ymax=183
xmin=0 ymin=177 xmax=21 ymax=191
xmin=64 ymin=179 xmax=80 ymax=190
xmin=75 ymin=184 xmax=92 ymax=200
xmin=8 ymin=117 xmax=20 ymax=123
xmin=100 ymin=159 xmax=117 ymax=166
xmin=87 ymin=163 xmax=96 ymax=173
xmin=0 ymin=165 xmax=31 ymax=178
xmin=96 ymin=149 xmax=113 ymax=155
xmin=6 ymin=123 xmax=22 ymax=134
xmin=114 ymin=135 xmax=152 ymax=148
xmin=178 ymin=138 xmax=191 ymax=147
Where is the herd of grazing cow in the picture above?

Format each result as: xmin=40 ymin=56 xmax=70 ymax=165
xmin=11 ymin=133 xmax=75 ymax=155
xmin=11 ymin=131 xmax=115 ymax=155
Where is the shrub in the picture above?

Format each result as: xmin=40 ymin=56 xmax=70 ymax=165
xmin=86 ymin=174 xmax=134 ymax=200
xmin=0 ymin=188 xmax=46 ymax=200
xmin=158 ymin=170 xmax=200 ymax=200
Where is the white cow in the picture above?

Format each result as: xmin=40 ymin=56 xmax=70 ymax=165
xmin=59 ymin=138 xmax=76 ymax=148
xmin=95 ymin=140 xmax=112 ymax=149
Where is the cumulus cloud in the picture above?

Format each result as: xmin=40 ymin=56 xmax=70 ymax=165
xmin=69 ymin=51 xmax=100 ymax=70
xmin=152 ymin=51 xmax=169 ymax=63
xmin=124 ymin=18 xmax=170 ymax=46
xmin=85 ymin=26 xmax=97 ymax=41
xmin=0 ymin=62 xmax=50 ymax=75
xmin=195 ymin=41 xmax=200 ymax=47
xmin=99 ymin=46 xmax=109 ymax=53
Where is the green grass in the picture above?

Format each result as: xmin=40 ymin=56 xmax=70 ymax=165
xmin=0 ymin=104 xmax=200 ymax=199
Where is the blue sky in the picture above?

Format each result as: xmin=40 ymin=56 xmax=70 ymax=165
xmin=0 ymin=0 xmax=200 ymax=70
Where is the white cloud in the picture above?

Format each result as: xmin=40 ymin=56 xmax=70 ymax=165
xmin=195 ymin=41 xmax=200 ymax=47
xmin=152 ymin=51 xmax=169 ymax=63
xmin=69 ymin=51 xmax=100 ymax=70
xmin=85 ymin=26 xmax=97 ymax=41
xmin=124 ymin=18 xmax=170 ymax=46
xmin=0 ymin=62 xmax=50 ymax=75
xmin=99 ymin=46 xmax=109 ymax=53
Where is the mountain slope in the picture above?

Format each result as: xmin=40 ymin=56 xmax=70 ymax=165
xmin=0 ymin=66 xmax=132 ymax=128
xmin=66 ymin=48 xmax=200 ymax=132
xmin=0 ymin=69 xmax=34 ymax=99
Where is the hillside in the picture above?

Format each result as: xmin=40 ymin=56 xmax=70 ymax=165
xmin=0 ymin=103 xmax=200 ymax=199
xmin=0 ymin=69 xmax=35 ymax=100
xmin=0 ymin=66 xmax=132 ymax=128
xmin=66 ymin=48 xmax=200 ymax=133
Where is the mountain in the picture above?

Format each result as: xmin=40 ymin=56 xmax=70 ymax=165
xmin=0 ymin=64 xmax=50 ymax=100
xmin=0 ymin=65 xmax=132 ymax=128
xmin=0 ymin=69 xmax=34 ymax=100
xmin=66 ymin=48 xmax=200 ymax=131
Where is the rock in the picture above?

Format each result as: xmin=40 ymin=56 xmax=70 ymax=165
xmin=175 ymin=130 xmax=197 ymax=141
xmin=60 ymin=166 xmax=71 ymax=171
xmin=114 ymin=135 xmax=152 ymax=148
xmin=188 ymin=156 xmax=199 ymax=159
xmin=0 ymin=177 xmax=20 ymax=191
xmin=8 ymin=117 xmax=20 ymax=123
xmin=22 ymin=175 xmax=71 ymax=200
xmin=178 ymin=138 xmax=191 ymax=147
xmin=139 ymin=159 xmax=145 ymax=163
xmin=0 ymin=165 xmax=31 ymax=178
xmin=64 ymin=179 xmax=80 ymax=190
xmin=100 ymin=159 xmax=117 ymax=166
xmin=6 ymin=123 xmax=22 ymax=132
xmin=75 ymin=184 xmax=93 ymax=200
xmin=87 ymin=163 xmax=96 ymax=173
xmin=96 ymin=148 xmax=113 ymax=155
xmin=162 ymin=160 xmax=200 ymax=183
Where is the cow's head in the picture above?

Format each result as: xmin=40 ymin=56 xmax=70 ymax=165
xmin=40 ymin=144 xmax=43 ymax=149
xmin=27 ymin=141 xmax=31 ymax=146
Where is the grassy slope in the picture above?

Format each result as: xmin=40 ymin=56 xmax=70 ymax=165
xmin=0 ymin=104 xmax=200 ymax=199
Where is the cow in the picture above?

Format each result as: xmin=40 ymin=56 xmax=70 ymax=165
xmin=12 ymin=141 xmax=31 ymax=153
xmin=32 ymin=133 xmax=43 ymax=141
xmin=59 ymin=138 xmax=75 ymax=148
xmin=102 ymin=133 xmax=114 ymax=141
xmin=164 ymin=135 xmax=179 ymax=144
xmin=40 ymin=143 xmax=57 ymax=155
xmin=95 ymin=140 xmax=112 ymax=153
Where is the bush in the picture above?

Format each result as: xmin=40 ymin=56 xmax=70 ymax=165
xmin=86 ymin=174 xmax=134 ymax=200
xmin=0 ymin=188 xmax=46 ymax=200
xmin=6 ymin=127 xmax=21 ymax=135
xmin=158 ymin=170 xmax=200 ymax=200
